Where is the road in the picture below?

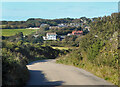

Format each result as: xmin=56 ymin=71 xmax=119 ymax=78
xmin=26 ymin=59 xmax=113 ymax=86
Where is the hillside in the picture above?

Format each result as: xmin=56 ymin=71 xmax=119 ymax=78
xmin=56 ymin=13 xmax=119 ymax=85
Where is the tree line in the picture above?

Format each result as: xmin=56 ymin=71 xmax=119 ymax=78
xmin=1 ymin=17 xmax=91 ymax=29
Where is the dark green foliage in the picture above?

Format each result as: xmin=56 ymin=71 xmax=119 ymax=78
xmin=1 ymin=17 xmax=91 ymax=29
xmin=2 ymin=45 xmax=29 ymax=86
xmin=65 ymin=35 xmax=77 ymax=42
xmin=4 ymin=32 xmax=24 ymax=42
xmin=79 ymin=13 xmax=119 ymax=66
xmin=57 ymin=49 xmax=83 ymax=66
xmin=87 ymin=39 xmax=104 ymax=61
xmin=43 ymin=40 xmax=79 ymax=47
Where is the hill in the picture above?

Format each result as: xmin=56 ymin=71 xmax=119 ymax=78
xmin=56 ymin=13 xmax=119 ymax=85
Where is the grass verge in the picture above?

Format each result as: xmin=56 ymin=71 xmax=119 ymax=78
xmin=56 ymin=53 xmax=118 ymax=86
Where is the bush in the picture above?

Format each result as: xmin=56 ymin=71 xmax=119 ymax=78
xmin=2 ymin=48 xmax=29 ymax=86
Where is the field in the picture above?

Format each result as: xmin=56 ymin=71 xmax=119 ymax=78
xmin=52 ymin=47 xmax=79 ymax=50
xmin=2 ymin=29 xmax=37 ymax=36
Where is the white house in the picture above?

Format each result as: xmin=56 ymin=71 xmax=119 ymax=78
xmin=67 ymin=33 xmax=73 ymax=36
xmin=43 ymin=33 xmax=57 ymax=40
xmin=26 ymin=27 xmax=39 ymax=29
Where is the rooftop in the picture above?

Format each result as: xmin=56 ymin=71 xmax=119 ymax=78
xmin=47 ymin=33 xmax=57 ymax=35
xmin=72 ymin=31 xmax=83 ymax=34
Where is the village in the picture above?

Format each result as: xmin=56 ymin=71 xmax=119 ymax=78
xmin=43 ymin=31 xmax=83 ymax=41
xmin=43 ymin=23 xmax=90 ymax=41
xmin=28 ymin=22 xmax=90 ymax=41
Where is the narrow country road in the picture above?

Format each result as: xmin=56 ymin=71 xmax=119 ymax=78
xmin=26 ymin=59 xmax=113 ymax=86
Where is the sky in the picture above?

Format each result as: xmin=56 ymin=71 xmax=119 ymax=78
xmin=1 ymin=2 xmax=118 ymax=21
xmin=1 ymin=0 xmax=120 ymax=2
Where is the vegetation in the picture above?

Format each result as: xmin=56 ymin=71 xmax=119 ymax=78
xmin=2 ymin=29 xmax=36 ymax=36
xmin=2 ymin=12 xmax=119 ymax=86
xmin=56 ymin=13 xmax=119 ymax=85
xmin=2 ymin=41 xmax=29 ymax=86
xmin=1 ymin=17 xmax=91 ymax=29
xmin=2 ymin=40 xmax=69 ymax=86
xmin=52 ymin=46 xmax=78 ymax=50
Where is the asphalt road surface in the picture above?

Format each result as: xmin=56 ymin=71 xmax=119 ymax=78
xmin=26 ymin=59 xmax=113 ymax=86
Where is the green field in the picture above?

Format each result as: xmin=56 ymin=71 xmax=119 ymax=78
xmin=2 ymin=29 xmax=37 ymax=36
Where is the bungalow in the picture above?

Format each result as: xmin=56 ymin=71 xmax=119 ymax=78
xmin=43 ymin=33 xmax=57 ymax=40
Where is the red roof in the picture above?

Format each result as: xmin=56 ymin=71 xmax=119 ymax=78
xmin=72 ymin=31 xmax=83 ymax=35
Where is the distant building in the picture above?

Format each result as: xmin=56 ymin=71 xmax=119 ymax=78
xmin=72 ymin=31 xmax=83 ymax=35
xmin=69 ymin=23 xmax=80 ymax=27
xmin=40 ymin=24 xmax=48 ymax=27
xmin=85 ymin=26 xmax=90 ymax=31
xmin=58 ymin=24 xmax=67 ymax=27
xmin=67 ymin=31 xmax=83 ymax=37
xmin=26 ymin=27 xmax=39 ymax=29
xmin=43 ymin=33 xmax=57 ymax=40
xmin=67 ymin=33 xmax=73 ymax=36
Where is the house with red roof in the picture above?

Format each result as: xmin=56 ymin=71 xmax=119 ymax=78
xmin=72 ymin=31 xmax=83 ymax=35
